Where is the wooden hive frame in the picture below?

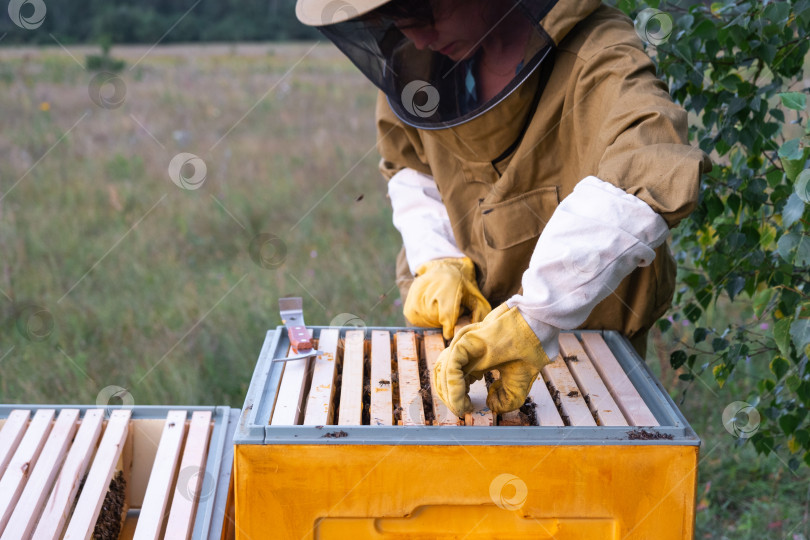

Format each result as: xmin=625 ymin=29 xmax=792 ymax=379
xmin=0 ymin=406 xmax=237 ymax=540
xmin=257 ymin=326 xmax=661 ymax=430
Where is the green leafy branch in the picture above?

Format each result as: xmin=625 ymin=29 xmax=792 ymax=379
xmin=611 ymin=0 xmax=810 ymax=470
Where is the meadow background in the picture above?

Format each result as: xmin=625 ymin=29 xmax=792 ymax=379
xmin=0 ymin=42 xmax=807 ymax=538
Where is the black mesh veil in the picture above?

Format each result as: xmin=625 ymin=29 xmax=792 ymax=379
xmin=318 ymin=0 xmax=557 ymax=129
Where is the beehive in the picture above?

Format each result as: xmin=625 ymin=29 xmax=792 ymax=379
xmin=0 ymin=405 xmax=238 ymax=540
xmin=234 ymin=327 xmax=700 ymax=540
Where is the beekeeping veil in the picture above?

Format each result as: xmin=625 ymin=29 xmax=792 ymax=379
xmin=295 ymin=0 xmax=556 ymax=129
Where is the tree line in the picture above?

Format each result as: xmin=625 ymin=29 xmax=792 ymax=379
xmin=0 ymin=0 xmax=320 ymax=44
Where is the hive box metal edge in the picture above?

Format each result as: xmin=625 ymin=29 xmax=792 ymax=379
xmin=233 ymin=326 xmax=702 ymax=540
xmin=0 ymin=403 xmax=238 ymax=540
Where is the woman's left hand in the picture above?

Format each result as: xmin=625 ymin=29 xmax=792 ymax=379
xmin=433 ymin=303 xmax=552 ymax=416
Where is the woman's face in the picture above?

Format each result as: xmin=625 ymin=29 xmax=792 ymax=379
xmin=395 ymin=0 xmax=493 ymax=61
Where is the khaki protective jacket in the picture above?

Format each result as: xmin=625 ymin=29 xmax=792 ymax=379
xmin=376 ymin=0 xmax=712 ymax=340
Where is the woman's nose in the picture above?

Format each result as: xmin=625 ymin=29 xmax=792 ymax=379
xmin=399 ymin=26 xmax=438 ymax=50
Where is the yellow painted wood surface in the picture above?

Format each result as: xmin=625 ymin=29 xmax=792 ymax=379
xmin=234 ymin=443 xmax=698 ymax=540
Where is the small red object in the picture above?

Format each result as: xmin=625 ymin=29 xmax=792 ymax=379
xmin=289 ymin=326 xmax=313 ymax=353
xmin=279 ymin=297 xmax=314 ymax=353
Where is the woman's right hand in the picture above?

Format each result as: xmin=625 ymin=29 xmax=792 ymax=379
xmin=403 ymin=256 xmax=491 ymax=340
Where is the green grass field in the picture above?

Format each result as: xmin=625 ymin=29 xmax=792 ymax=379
xmin=0 ymin=43 xmax=807 ymax=538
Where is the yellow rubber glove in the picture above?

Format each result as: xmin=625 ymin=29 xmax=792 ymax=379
xmin=433 ymin=304 xmax=551 ymax=415
xmin=403 ymin=257 xmax=491 ymax=340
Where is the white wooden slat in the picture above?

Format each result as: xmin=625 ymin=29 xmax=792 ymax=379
xmin=0 ymin=410 xmax=31 ymax=477
xmin=526 ymin=373 xmax=564 ymax=427
xmin=423 ymin=333 xmax=459 ymax=426
xmin=369 ymin=331 xmax=393 ymax=426
xmin=3 ymin=409 xmax=80 ymax=539
xmin=542 ymin=357 xmax=597 ymax=426
xmin=338 ymin=330 xmax=366 ymax=426
xmin=0 ymin=408 xmax=55 ymax=536
xmin=271 ymin=329 xmax=315 ymax=426
xmin=559 ymin=333 xmax=628 ymax=426
xmin=580 ymin=333 xmax=659 ymax=426
xmin=63 ymin=409 xmax=130 ymax=540
xmin=396 ymin=332 xmax=425 ymax=426
xmin=164 ymin=411 xmax=213 ymax=540
xmin=32 ymin=409 xmax=105 ymax=540
xmin=303 ymin=329 xmax=341 ymax=426
xmin=133 ymin=410 xmax=188 ymax=540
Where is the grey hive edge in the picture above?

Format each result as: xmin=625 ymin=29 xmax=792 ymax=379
xmin=235 ymin=326 xmax=700 ymax=447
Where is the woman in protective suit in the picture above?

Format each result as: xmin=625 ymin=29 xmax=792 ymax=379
xmin=295 ymin=0 xmax=711 ymax=418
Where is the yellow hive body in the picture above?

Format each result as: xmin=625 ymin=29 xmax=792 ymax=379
xmin=235 ymin=443 xmax=698 ymax=539
xmin=233 ymin=328 xmax=700 ymax=540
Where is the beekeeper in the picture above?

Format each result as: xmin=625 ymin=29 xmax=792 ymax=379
xmin=295 ymin=0 xmax=711 ymax=416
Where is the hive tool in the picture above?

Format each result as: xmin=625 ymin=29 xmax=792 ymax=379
xmin=275 ymin=296 xmax=322 ymax=362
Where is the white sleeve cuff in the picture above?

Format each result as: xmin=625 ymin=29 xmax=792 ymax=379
xmin=507 ymin=175 xmax=670 ymax=342
xmin=387 ymin=168 xmax=465 ymax=273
